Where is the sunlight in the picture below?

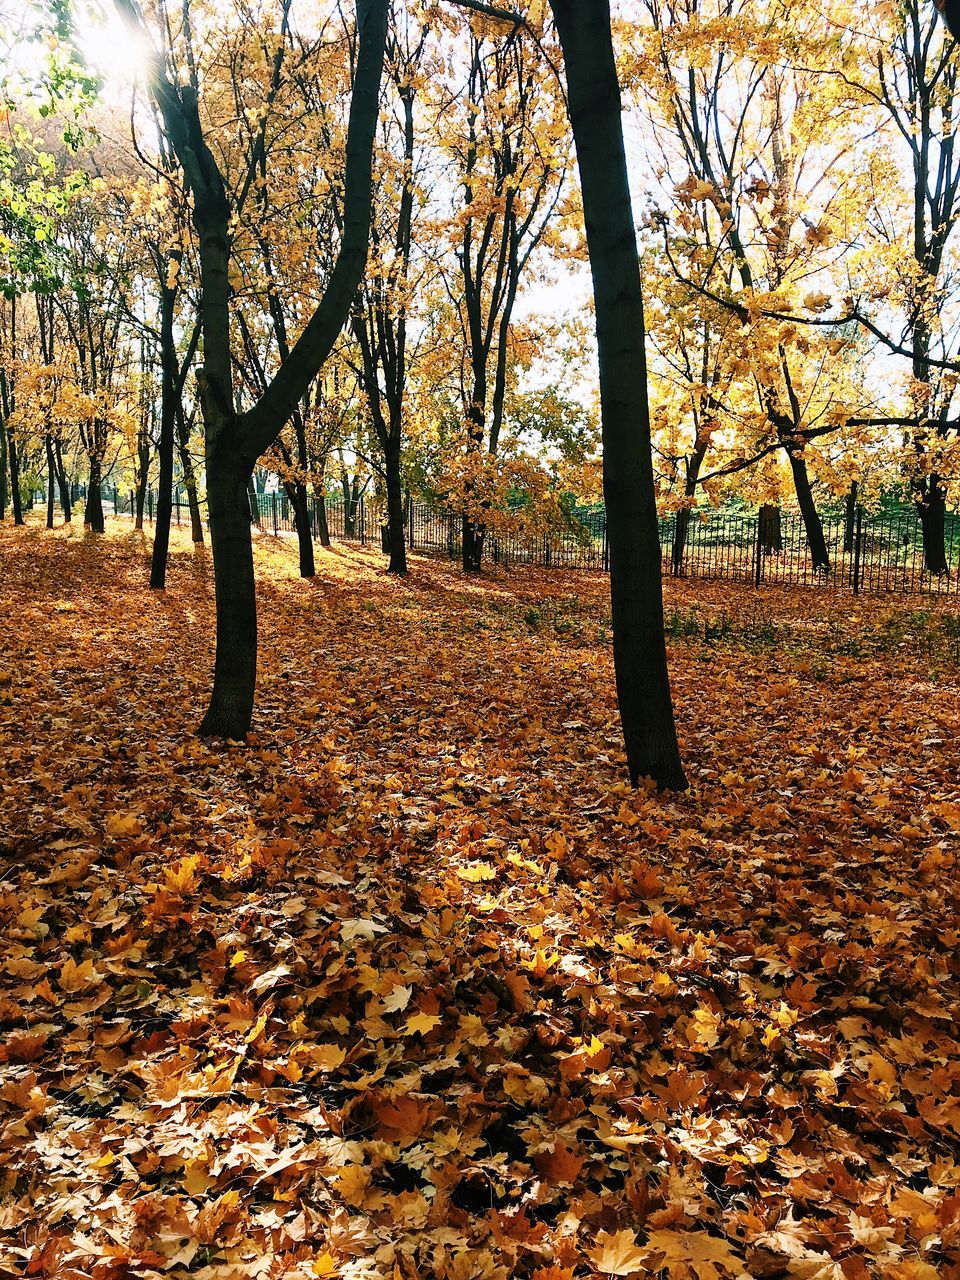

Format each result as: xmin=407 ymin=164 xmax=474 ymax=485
xmin=75 ymin=2 xmax=154 ymax=89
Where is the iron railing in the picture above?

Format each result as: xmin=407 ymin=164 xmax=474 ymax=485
xmin=51 ymin=484 xmax=960 ymax=596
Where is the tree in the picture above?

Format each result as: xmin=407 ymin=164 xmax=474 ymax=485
xmin=440 ymin=11 xmax=567 ymax=571
xmin=548 ymin=0 xmax=686 ymax=790
xmin=116 ymin=0 xmax=389 ymax=737
xmin=349 ymin=7 xmax=433 ymax=575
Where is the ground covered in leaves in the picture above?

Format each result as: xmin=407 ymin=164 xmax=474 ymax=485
xmin=1 ymin=520 xmax=959 ymax=1280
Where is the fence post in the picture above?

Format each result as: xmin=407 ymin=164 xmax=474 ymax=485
xmin=601 ymin=516 xmax=609 ymax=572
xmin=148 ymin=489 xmax=154 ymax=521
xmin=754 ymin=517 xmax=763 ymax=588
xmin=408 ymin=494 xmax=414 ymax=549
xmin=272 ymin=491 xmax=278 ymax=535
xmin=852 ymin=505 xmax=863 ymax=595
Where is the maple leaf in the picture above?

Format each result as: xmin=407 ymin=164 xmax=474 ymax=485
xmin=104 ymin=811 xmax=142 ymax=837
xmin=340 ymin=918 xmax=388 ymax=942
xmin=589 ymin=1229 xmax=649 ymax=1275
xmin=382 ymin=983 xmax=413 ymax=1012
xmin=644 ymin=1229 xmax=743 ymax=1280
xmin=404 ymin=1010 xmax=442 ymax=1036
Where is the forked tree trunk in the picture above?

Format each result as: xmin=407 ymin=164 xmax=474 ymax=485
xmin=550 ymin=0 xmax=685 ymax=790
xmin=168 ymin=0 xmax=388 ymax=737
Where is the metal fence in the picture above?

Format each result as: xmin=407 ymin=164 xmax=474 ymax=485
xmin=56 ymin=483 xmax=960 ymax=596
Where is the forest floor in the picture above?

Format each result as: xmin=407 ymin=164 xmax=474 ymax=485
xmin=1 ymin=518 xmax=959 ymax=1280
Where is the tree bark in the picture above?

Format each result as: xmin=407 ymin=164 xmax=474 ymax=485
xmin=786 ymin=450 xmax=830 ymax=569
xmin=85 ymin=455 xmax=104 ymax=533
xmin=148 ymin=0 xmax=388 ymax=736
xmin=150 ymin=274 xmax=178 ymax=588
xmin=198 ymin=450 xmax=257 ymax=737
xmin=54 ymin=438 xmax=71 ymax=522
xmin=177 ymin=407 xmax=204 ymax=543
xmin=45 ymin=435 xmax=56 ymax=528
xmin=843 ymin=481 xmax=858 ymax=554
xmin=7 ymin=429 xmax=23 ymax=527
xmin=0 ymin=416 xmax=7 ymax=520
xmin=916 ymin=474 xmax=949 ymax=573
xmin=287 ymin=479 xmax=315 ymax=577
xmin=550 ymin=0 xmax=685 ymax=790
xmin=759 ymin=503 xmax=783 ymax=554
xmin=315 ymin=488 xmax=331 ymax=547
xmin=384 ymin=434 xmax=407 ymax=574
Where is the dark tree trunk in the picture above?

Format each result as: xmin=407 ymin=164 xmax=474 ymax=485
xmin=461 ymin=515 xmax=485 ymax=572
xmin=150 ymin=278 xmax=178 ymax=588
xmin=550 ymin=0 xmax=685 ymax=790
xmin=786 ymin=450 xmax=829 ymax=569
xmin=45 ymin=435 xmax=56 ymax=528
xmin=383 ymin=435 xmax=407 ymax=574
xmin=916 ymin=474 xmax=949 ymax=573
xmin=8 ymin=430 xmax=23 ymax=526
xmin=287 ymin=480 xmax=315 ymax=577
xmin=671 ymin=507 xmax=691 ymax=575
xmin=54 ymin=438 xmax=71 ymax=522
xmin=85 ymin=456 xmax=104 ymax=533
xmin=315 ymin=489 xmax=331 ymax=547
xmin=843 ymin=481 xmax=858 ymax=554
xmin=0 ymin=417 xmax=7 ymax=520
xmin=462 ymin=375 xmax=486 ymax=573
xmin=198 ymin=452 xmax=257 ymax=738
xmin=135 ymin=429 xmax=150 ymax=530
xmin=759 ymin=503 xmax=783 ymax=553
xmin=177 ymin=418 xmax=204 ymax=543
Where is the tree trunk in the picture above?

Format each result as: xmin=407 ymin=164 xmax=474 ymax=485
xmin=786 ymin=450 xmax=829 ymax=569
xmin=177 ymin=415 xmax=204 ymax=543
xmin=45 ymin=435 xmax=56 ymax=528
xmin=843 ymin=481 xmax=858 ymax=554
xmin=671 ymin=507 xmax=691 ymax=575
xmin=315 ymin=489 xmax=331 ymax=547
xmin=916 ymin=474 xmax=949 ymax=573
xmin=0 ymin=417 xmax=7 ymax=519
xmin=288 ymin=480 xmax=315 ymax=577
xmin=550 ymin=0 xmax=685 ymax=790
xmin=198 ymin=454 xmax=257 ymax=738
xmin=383 ymin=435 xmax=407 ymax=574
xmin=759 ymin=503 xmax=783 ymax=553
xmin=462 ymin=373 xmax=486 ymax=573
xmin=8 ymin=430 xmax=23 ymax=526
xmin=54 ymin=438 xmax=71 ymax=522
xmin=85 ymin=456 xmax=104 ymax=533
xmin=150 ymin=280 xmax=178 ymax=588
